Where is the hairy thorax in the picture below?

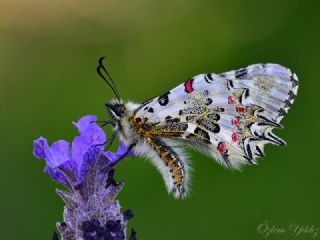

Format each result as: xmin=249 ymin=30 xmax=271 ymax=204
xmin=116 ymin=101 xmax=142 ymax=147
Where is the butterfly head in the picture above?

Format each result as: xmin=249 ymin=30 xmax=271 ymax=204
xmin=106 ymin=101 xmax=126 ymax=120
xmin=106 ymin=100 xmax=140 ymax=145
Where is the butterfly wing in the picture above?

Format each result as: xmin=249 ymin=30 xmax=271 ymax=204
xmin=134 ymin=63 xmax=298 ymax=169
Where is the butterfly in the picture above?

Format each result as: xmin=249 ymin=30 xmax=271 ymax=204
xmin=97 ymin=57 xmax=298 ymax=199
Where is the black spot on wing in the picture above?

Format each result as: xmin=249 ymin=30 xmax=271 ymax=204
xmin=196 ymin=119 xmax=220 ymax=133
xmin=278 ymin=108 xmax=287 ymax=117
xmin=262 ymin=132 xmax=286 ymax=146
xmin=186 ymin=133 xmax=198 ymax=142
xmin=213 ymin=107 xmax=225 ymax=112
xmin=142 ymin=121 xmax=161 ymax=131
xmin=153 ymin=123 xmax=188 ymax=134
xmin=288 ymin=90 xmax=296 ymax=101
xmin=245 ymin=144 xmax=253 ymax=160
xmin=240 ymin=89 xmax=250 ymax=104
xmin=255 ymin=146 xmax=265 ymax=157
xmin=207 ymin=113 xmax=220 ymax=121
xmin=180 ymin=106 xmax=207 ymax=115
xmin=244 ymin=89 xmax=250 ymax=98
xmin=235 ymin=68 xmax=247 ymax=79
xmin=186 ymin=115 xmax=197 ymax=121
xmin=205 ymin=98 xmax=213 ymax=105
xmin=178 ymin=124 xmax=189 ymax=131
xmin=226 ymin=80 xmax=234 ymax=90
xmin=158 ymin=91 xmax=170 ymax=106
xmin=194 ymin=127 xmax=211 ymax=143
xmin=290 ymin=74 xmax=299 ymax=88
xmin=148 ymin=107 xmax=154 ymax=113
xmin=166 ymin=117 xmax=181 ymax=124
xmin=257 ymin=114 xmax=282 ymax=128
xmin=284 ymin=99 xmax=292 ymax=108
xmin=204 ymin=74 xmax=213 ymax=83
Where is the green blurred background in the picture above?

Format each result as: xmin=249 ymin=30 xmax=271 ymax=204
xmin=1 ymin=0 xmax=319 ymax=239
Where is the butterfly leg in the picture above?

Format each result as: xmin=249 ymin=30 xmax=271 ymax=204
xmin=146 ymin=137 xmax=189 ymax=198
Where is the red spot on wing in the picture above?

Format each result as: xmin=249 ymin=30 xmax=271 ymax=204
xmin=236 ymin=106 xmax=245 ymax=113
xmin=185 ymin=79 xmax=194 ymax=93
xmin=232 ymin=132 xmax=238 ymax=142
xmin=217 ymin=142 xmax=225 ymax=152
xmin=228 ymin=96 xmax=235 ymax=104
xmin=232 ymin=118 xmax=239 ymax=126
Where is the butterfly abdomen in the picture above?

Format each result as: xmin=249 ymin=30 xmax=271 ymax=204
xmin=146 ymin=137 xmax=187 ymax=198
xmin=125 ymin=110 xmax=190 ymax=198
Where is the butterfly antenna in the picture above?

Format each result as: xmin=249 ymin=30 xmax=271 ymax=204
xmin=91 ymin=119 xmax=117 ymax=128
xmin=97 ymin=57 xmax=121 ymax=103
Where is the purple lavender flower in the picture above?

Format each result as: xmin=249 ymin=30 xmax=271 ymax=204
xmin=33 ymin=115 xmax=137 ymax=240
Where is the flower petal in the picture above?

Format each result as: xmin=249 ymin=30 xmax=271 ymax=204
xmin=72 ymin=115 xmax=106 ymax=145
xmin=105 ymin=141 xmax=136 ymax=164
xmin=45 ymin=166 xmax=71 ymax=187
xmin=77 ymin=145 xmax=102 ymax=185
xmin=57 ymin=159 xmax=77 ymax=186
xmin=50 ymin=140 xmax=71 ymax=167
xmin=71 ymin=115 xmax=106 ymax=168
xmin=33 ymin=137 xmax=47 ymax=159
xmin=73 ymin=115 xmax=97 ymax=134
xmin=33 ymin=137 xmax=70 ymax=168
xmin=71 ymin=136 xmax=89 ymax=167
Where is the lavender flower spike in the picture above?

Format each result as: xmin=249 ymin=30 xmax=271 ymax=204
xmin=33 ymin=115 xmax=136 ymax=240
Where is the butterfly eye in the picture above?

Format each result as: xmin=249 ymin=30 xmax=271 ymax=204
xmin=106 ymin=103 xmax=125 ymax=118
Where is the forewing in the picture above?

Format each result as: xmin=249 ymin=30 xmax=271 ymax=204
xmin=135 ymin=63 xmax=298 ymax=169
